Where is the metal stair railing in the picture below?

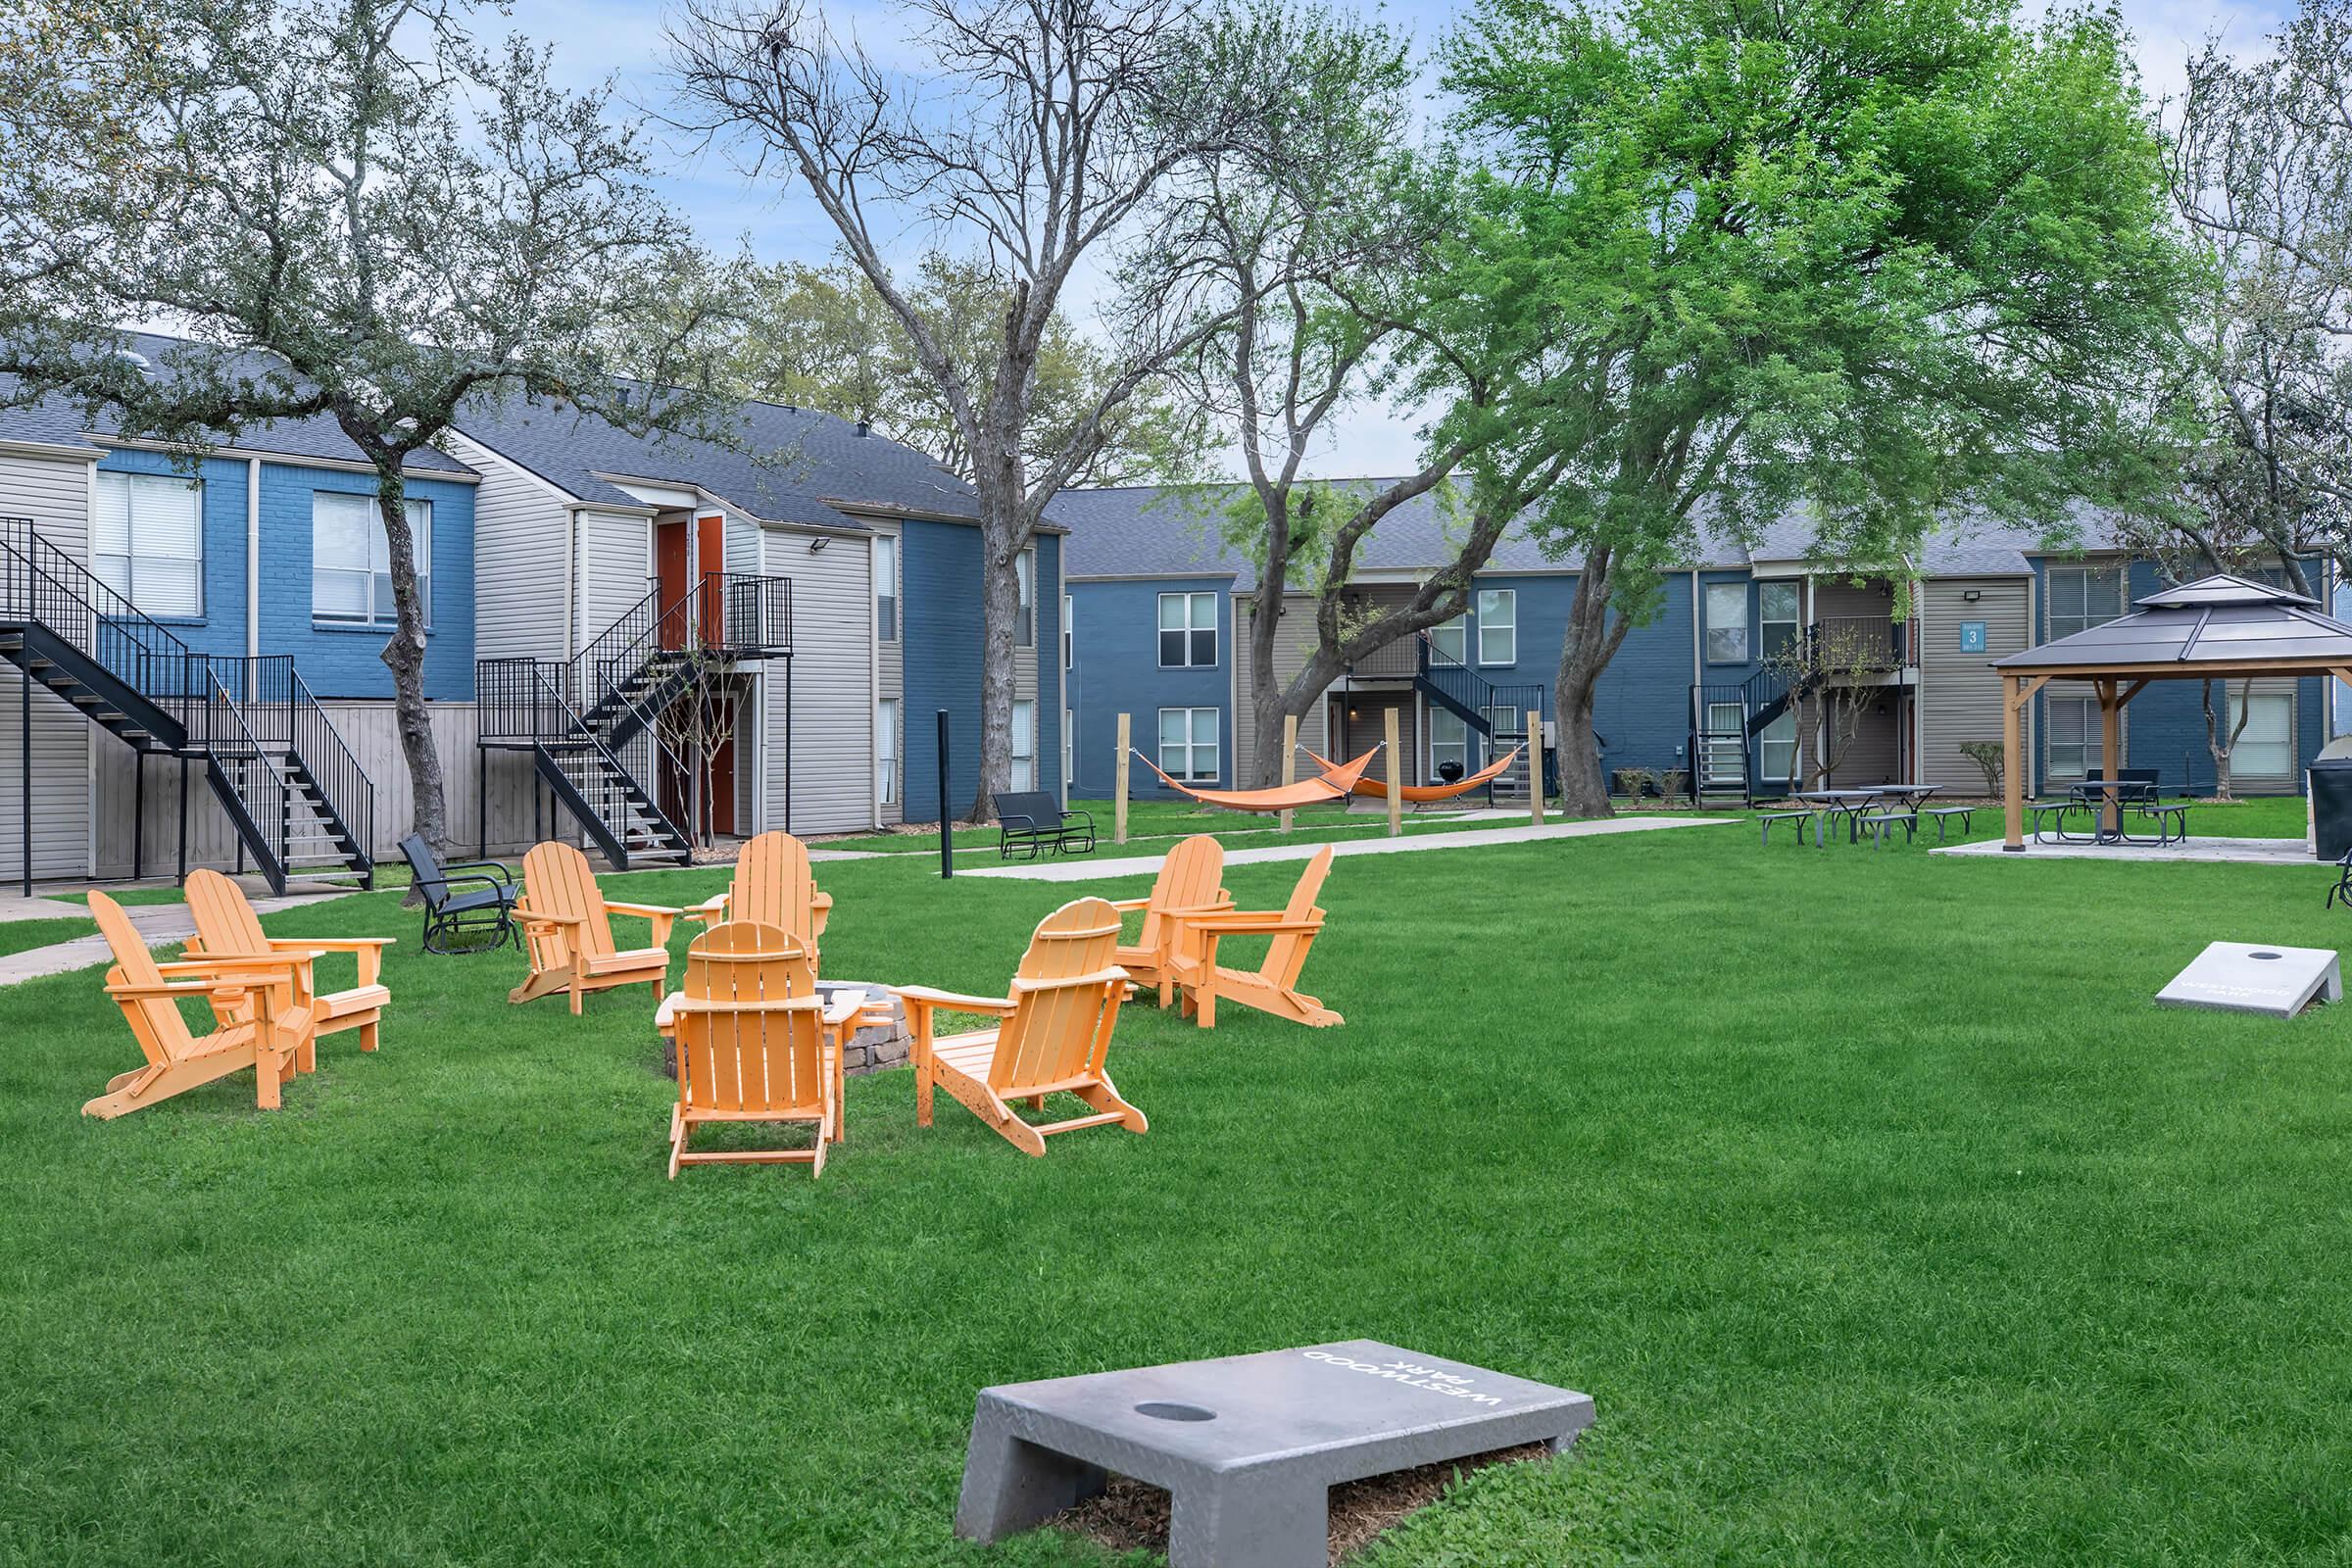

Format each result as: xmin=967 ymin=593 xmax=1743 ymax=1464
xmin=0 ymin=515 xmax=207 ymax=746
xmin=198 ymin=662 xmax=296 ymax=893
xmin=522 ymin=661 xmax=687 ymax=858
xmin=290 ymin=669 xmax=375 ymax=883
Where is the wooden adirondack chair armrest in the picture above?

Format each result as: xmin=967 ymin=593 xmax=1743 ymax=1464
xmin=686 ymin=890 xmax=732 ymax=922
xmin=271 ymin=936 xmax=393 ymax=986
xmin=107 ymin=973 xmax=284 ymax=1004
xmin=517 ymin=907 xmax=582 ymax=926
xmin=1103 ymin=897 xmax=1152 ymax=912
xmin=1009 ymin=966 xmax=1132 ymax=995
xmin=663 ymin=997 xmax=822 ymax=1015
xmin=606 ymin=902 xmax=681 ymax=945
xmin=1182 ymin=914 xmax=1325 ymax=935
xmin=892 ymin=985 xmax=1017 ymax=1014
xmin=819 ymin=991 xmax=864 ymax=1028
xmin=157 ymin=952 xmax=318 ymax=973
xmin=1157 ymin=900 xmax=1236 ymax=919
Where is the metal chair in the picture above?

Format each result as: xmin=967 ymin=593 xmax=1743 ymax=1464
xmin=399 ymin=834 xmax=519 ymax=954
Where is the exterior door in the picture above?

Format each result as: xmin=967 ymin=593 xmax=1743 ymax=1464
xmin=705 ymin=692 xmax=737 ymax=836
xmin=1702 ymin=701 xmax=1746 ymax=787
xmin=656 ymin=518 xmax=690 ymax=649
xmin=697 ymin=513 xmax=725 ymax=647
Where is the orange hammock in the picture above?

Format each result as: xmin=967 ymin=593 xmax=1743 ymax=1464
xmin=1302 ymin=745 xmax=1522 ymax=804
xmin=1133 ymin=747 xmax=1379 ymax=812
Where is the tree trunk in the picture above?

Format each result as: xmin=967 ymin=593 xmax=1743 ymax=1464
xmin=1247 ymin=593 xmax=1290 ymax=788
xmin=371 ymin=465 xmax=448 ymax=864
xmin=967 ymin=482 xmax=1025 ymax=824
xmin=1554 ymin=549 xmax=1629 ymax=817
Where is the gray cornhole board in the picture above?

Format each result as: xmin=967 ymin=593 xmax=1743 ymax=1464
xmin=955 ymin=1339 xmax=1593 ymax=1568
xmin=2157 ymin=941 xmax=2342 ymax=1017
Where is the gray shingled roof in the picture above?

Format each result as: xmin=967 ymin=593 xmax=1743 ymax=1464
xmin=1995 ymin=573 xmax=2352 ymax=671
xmin=0 ymin=331 xmax=473 ymax=473
xmin=455 ymin=391 xmax=978 ymax=529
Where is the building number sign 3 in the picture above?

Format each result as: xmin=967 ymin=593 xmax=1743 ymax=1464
xmin=1958 ymin=620 xmax=1987 ymax=654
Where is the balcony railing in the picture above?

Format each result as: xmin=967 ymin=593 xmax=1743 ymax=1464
xmin=1810 ymin=615 xmax=1911 ymax=670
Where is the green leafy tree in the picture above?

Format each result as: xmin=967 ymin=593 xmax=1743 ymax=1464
xmin=1438 ymin=0 xmax=2190 ymax=814
xmin=2 ymin=0 xmax=735 ymax=856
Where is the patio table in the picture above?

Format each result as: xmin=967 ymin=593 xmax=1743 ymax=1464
xmin=1795 ymin=786 xmax=1939 ymax=843
xmin=2068 ymin=778 xmax=2163 ymax=846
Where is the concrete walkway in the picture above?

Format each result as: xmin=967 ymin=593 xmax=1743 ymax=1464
xmin=964 ymin=814 xmax=1740 ymax=883
xmin=1934 ymin=834 xmax=2320 ymax=867
xmin=0 ymin=889 xmax=352 ymax=986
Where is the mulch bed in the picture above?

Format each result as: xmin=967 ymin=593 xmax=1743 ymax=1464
xmin=1048 ymin=1441 xmax=1553 ymax=1564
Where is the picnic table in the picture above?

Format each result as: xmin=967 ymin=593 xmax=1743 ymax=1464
xmin=2034 ymin=778 xmax=2183 ymax=846
xmin=1794 ymin=785 xmax=1941 ymax=843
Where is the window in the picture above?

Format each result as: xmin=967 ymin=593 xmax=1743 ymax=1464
xmin=1700 ymin=700 xmax=1744 ymax=786
xmin=313 ymin=491 xmax=430 ymax=627
xmin=1016 ymin=550 xmax=1035 ymax=648
xmin=2229 ymin=691 xmax=2293 ymax=777
xmin=1704 ymin=582 xmax=1748 ymax=663
xmin=93 ymin=470 xmax=203 ymax=618
xmin=1011 ymin=699 xmax=1035 ymax=790
xmin=1062 ymin=594 xmax=1073 ymax=670
xmin=1062 ymin=707 xmax=1074 ymax=786
xmin=873 ymin=534 xmax=898 ymax=641
xmin=1157 ymin=591 xmax=1217 ymax=666
xmin=2047 ymin=565 xmax=2124 ymax=641
xmin=1477 ymin=589 xmax=1517 ymax=665
xmin=876 ymin=698 xmax=899 ymax=806
xmin=1157 ymin=707 xmax=1218 ymax=782
xmin=1758 ymin=708 xmax=1797 ymax=783
xmin=1430 ymin=613 xmax=1467 ymax=664
xmin=1429 ymin=709 xmax=1470 ymax=780
xmin=2046 ymin=695 xmax=2103 ymax=781
xmin=1759 ymin=581 xmax=1800 ymax=661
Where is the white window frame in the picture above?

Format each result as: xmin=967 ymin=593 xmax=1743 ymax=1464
xmin=1430 ymin=613 xmax=1467 ymax=665
xmin=873 ymin=533 xmax=898 ymax=642
xmin=1011 ymin=699 xmax=1036 ymax=790
xmin=1704 ymin=582 xmax=1748 ymax=664
xmin=1701 ymin=700 xmax=1745 ymax=786
xmin=1758 ymin=580 xmax=1801 ymax=662
xmin=1428 ymin=708 xmax=1470 ymax=780
xmin=1062 ymin=706 xmax=1074 ymax=787
xmin=1016 ymin=549 xmax=1035 ymax=649
xmin=1758 ymin=708 xmax=1797 ymax=783
xmin=876 ymin=698 xmax=900 ymax=806
xmin=313 ymin=490 xmax=431 ymax=629
xmin=1477 ymin=588 xmax=1517 ymax=666
xmin=93 ymin=469 xmax=205 ymax=619
xmin=2228 ymin=690 xmax=2293 ymax=779
xmin=2047 ymin=564 xmax=2124 ymax=642
xmin=2046 ymin=694 xmax=2104 ymax=782
xmin=1156 ymin=706 xmax=1219 ymax=782
xmin=1157 ymin=591 xmax=1218 ymax=667
xmin=1062 ymin=593 xmax=1073 ymax=670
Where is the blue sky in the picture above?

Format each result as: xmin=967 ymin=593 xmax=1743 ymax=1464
xmin=503 ymin=0 xmax=2296 ymax=475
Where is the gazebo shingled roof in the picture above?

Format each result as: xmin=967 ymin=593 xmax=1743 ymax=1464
xmin=1986 ymin=574 xmax=2352 ymax=849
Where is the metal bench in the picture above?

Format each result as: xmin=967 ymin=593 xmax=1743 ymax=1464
xmin=2031 ymin=800 xmax=2090 ymax=844
xmin=1919 ymin=805 xmax=1976 ymax=842
xmin=2135 ymin=802 xmax=2190 ymax=845
xmin=1859 ymin=810 xmax=1915 ymax=847
xmin=1758 ymin=808 xmax=1821 ymax=847
xmin=992 ymin=791 xmax=1097 ymax=859
xmin=400 ymin=833 xmax=518 ymax=953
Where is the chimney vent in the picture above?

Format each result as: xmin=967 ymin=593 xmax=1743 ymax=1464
xmin=856 ymin=418 xmax=870 ymax=437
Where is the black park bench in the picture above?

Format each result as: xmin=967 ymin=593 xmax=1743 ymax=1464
xmin=993 ymin=792 xmax=1096 ymax=860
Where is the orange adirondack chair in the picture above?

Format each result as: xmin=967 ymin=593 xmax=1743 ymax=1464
xmin=1106 ymin=834 xmax=1230 ymax=1005
xmin=82 ymin=890 xmax=315 ymax=1118
xmin=687 ymin=830 xmax=833 ymax=958
xmin=896 ymin=897 xmax=1147 ymax=1157
xmin=1167 ymin=845 xmax=1343 ymax=1029
xmin=182 ymin=868 xmax=393 ymax=1061
xmin=509 ymin=841 xmax=680 ymax=1013
xmin=664 ymin=922 xmax=866 ymax=1178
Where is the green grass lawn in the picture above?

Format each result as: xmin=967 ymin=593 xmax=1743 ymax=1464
xmin=0 ymin=917 xmax=96 ymax=959
xmin=4 ymin=801 xmax=2350 ymax=1565
xmin=44 ymin=887 xmax=186 ymax=907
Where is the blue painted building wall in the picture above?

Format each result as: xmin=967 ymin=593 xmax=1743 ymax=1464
xmin=900 ymin=519 xmax=1062 ymax=822
xmin=1067 ymin=575 xmax=1233 ymax=798
xmin=95 ymin=448 xmax=475 ymax=700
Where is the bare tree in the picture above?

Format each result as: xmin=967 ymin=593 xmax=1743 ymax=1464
xmin=1762 ymin=618 xmax=1888 ymax=791
xmin=670 ymin=0 xmax=1263 ymax=816
xmin=2202 ymin=678 xmax=2258 ymax=802
xmin=2 ymin=0 xmax=736 ymax=857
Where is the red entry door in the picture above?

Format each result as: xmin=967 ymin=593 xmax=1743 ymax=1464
xmin=697 ymin=514 xmax=725 ymax=647
xmin=656 ymin=519 xmax=690 ymax=649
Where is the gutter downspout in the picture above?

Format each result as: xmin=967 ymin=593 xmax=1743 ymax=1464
xmin=245 ymin=456 xmax=261 ymax=658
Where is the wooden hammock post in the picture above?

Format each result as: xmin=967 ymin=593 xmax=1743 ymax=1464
xmin=1280 ymin=715 xmax=1298 ymax=834
xmin=1527 ymin=709 xmax=1545 ymax=825
xmin=1115 ymin=713 xmax=1131 ymax=846
xmin=1384 ymin=708 xmax=1401 ymax=837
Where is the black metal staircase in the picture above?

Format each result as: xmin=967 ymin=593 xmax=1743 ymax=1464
xmin=1409 ymin=632 xmax=1552 ymax=798
xmin=1689 ymin=663 xmax=1795 ymax=806
xmin=0 ymin=516 xmax=375 ymax=892
xmin=477 ymin=570 xmax=791 ymax=868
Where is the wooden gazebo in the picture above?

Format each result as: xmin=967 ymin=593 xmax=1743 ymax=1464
xmin=1992 ymin=573 xmax=2352 ymax=850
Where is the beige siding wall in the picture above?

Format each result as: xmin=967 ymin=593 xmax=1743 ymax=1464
xmin=0 ymin=449 xmax=96 ymax=878
xmin=91 ymin=702 xmax=545 ymax=875
xmin=445 ymin=432 xmax=570 ymax=662
xmin=758 ymin=527 xmax=875 ymax=836
xmin=1233 ymin=594 xmax=1335 ymax=787
xmin=1823 ymin=700 xmax=1900 ymax=786
xmin=1918 ymin=577 xmax=2030 ymax=793
xmin=1815 ymin=577 xmax=1895 ymax=620
xmin=575 ymin=509 xmax=652 ymax=656
xmin=870 ymin=521 xmax=904 ymax=824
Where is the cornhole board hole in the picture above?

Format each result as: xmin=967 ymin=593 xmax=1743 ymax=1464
xmin=955 ymin=1339 xmax=1593 ymax=1568
xmin=2157 ymin=941 xmax=2342 ymax=1018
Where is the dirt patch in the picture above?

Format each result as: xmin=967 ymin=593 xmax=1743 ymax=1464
xmin=1048 ymin=1441 xmax=1552 ymax=1564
